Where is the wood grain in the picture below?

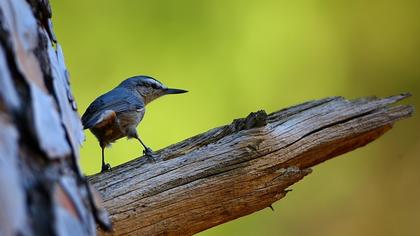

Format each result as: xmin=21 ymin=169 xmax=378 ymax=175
xmin=89 ymin=94 xmax=413 ymax=235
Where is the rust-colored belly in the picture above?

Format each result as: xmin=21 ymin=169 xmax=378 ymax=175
xmin=90 ymin=110 xmax=143 ymax=146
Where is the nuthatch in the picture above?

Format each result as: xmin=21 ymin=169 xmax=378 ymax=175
xmin=81 ymin=75 xmax=187 ymax=172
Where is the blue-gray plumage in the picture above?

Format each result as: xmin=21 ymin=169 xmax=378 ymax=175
xmin=82 ymin=88 xmax=144 ymax=129
xmin=81 ymin=75 xmax=187 ymax=172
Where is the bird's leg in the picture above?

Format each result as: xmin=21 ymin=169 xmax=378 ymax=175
xmin=100 ymin=144 xmax=111 ymax=173
xmin=135 ymin=134 xmax=155 ymax=162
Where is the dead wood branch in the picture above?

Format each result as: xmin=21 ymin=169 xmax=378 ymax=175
xmin=89 ymin=94 xmax=413 ymax=235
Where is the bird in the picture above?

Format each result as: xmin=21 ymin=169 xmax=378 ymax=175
xmin=81 ymin=75 xmax=187 ymax=172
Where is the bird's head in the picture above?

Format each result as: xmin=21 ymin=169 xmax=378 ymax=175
xmin=118 ymin=75 xmax=188 ymax=104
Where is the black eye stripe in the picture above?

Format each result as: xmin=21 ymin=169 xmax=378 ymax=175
xmin=137 ymin=81 xmax=162 ymax=89
xmin=126 ymin=76 xmax=164 ymax=88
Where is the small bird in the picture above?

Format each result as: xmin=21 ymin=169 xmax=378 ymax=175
xmin=81 ymin=75 xmax=187 ymax=172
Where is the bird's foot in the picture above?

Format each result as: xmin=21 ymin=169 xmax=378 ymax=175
xmin=143 ymin=147 xmax=156 ymax=163
xmin=143 ymin=147 xmax=153 ymax=156
xmin=101 ymin=163 xmax=111 ymax=173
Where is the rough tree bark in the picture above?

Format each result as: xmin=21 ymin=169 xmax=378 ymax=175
xmin=0 ymin=0 xmax=414 ymax=236
xmin=0 ymin=0 xmax=109 ymax=235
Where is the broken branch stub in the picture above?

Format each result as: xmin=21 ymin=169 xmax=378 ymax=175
xmin=89 ymin=93 xmax=413 ymax=235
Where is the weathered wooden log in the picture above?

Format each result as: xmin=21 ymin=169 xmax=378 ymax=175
xmin=89 ymin=94 xmax=413 ymax=235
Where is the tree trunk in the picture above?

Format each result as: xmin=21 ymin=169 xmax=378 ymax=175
xmin=0 ymin=0 xmax=109 ymax=235
xmin=0 ymin=0 xmax=414 ymax=236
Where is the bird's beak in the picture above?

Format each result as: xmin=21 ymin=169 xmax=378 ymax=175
xmin=165 ymin=88 xmax=188 ymax=94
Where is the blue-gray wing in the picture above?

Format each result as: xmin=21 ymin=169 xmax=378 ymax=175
xmin=81 ymin=88 xmax=144 ymax=129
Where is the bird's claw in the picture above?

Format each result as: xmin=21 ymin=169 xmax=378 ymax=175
xmin=101 ymin=163 xmax=111 ymax=173
xmin=143 ymin=147 xmax=156 ymax=162
xmin=143 ymin=147 xmax=153 ymax=155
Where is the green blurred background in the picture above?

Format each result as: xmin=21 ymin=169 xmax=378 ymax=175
xmin=50 ymin=0 xmax=419 ymax=235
